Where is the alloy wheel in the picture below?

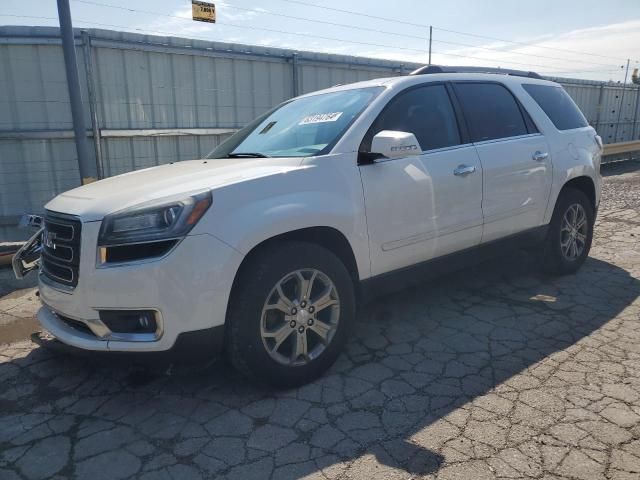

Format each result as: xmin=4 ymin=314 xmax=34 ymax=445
xmin=560 ymin=203 xmax=588 ymax=261
xmin=260 ymin=269 xmax=340 ymax=366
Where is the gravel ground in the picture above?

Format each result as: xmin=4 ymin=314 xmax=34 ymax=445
xmin=1 ymin=161 xmax=639 ymax=480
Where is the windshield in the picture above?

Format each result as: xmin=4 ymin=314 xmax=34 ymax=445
xmin=208 ymin=86 xmax=382 ymax=158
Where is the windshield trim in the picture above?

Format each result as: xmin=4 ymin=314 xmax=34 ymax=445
xmin=206 ymin=86 xmax=384 ymax=159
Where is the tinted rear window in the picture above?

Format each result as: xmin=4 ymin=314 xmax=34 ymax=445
xmin=453 ymin=83 xmax=528 ymax=142
xmin=522 ymin=84 xmax=588 ymax=130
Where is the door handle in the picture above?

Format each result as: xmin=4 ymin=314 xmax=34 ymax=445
xmin=532 ymin=151 xmax=549 ymax=161
xmin=453 ymin=164 xmax=476 ymax=176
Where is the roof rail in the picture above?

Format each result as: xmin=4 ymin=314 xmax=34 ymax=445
xmin=409 ymin=65 xmax=543 ymax=80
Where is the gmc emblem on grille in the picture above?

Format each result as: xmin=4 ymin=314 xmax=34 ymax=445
xmin=43 ymin=230 xmax=57 ymax=250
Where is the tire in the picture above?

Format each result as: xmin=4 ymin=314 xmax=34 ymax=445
xmin=541 ymin=187 xmax=594 ymax=275
xmin=225 ymin=241 xmax=356 ymax=387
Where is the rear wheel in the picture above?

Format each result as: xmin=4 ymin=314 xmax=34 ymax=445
xmin=226 ymin=241 xmax=355 ymax=387
xmin=541 ymin=188 xmax=594 ymax=275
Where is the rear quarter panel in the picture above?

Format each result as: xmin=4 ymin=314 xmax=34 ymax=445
xmin=511 ymin=81 xmax=601 ymax=224
xmin=542 ymin=126 xmax=601 ymax=223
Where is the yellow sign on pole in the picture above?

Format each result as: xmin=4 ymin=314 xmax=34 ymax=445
xmin=192 ymin=1 xmax=216 ymax=23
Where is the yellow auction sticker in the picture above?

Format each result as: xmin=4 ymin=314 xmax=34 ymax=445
xmin=192 ymin=1 xmax=216 ymax=23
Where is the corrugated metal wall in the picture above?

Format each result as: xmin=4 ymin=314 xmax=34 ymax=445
xmin=549 ymin=77 xmax=640 ymax=144
xmin=0 ymin=26 xmax=408 ymax=231
xmin=1 ymin=25 xmax=639 ymax=238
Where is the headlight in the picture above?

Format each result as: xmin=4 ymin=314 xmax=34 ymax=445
xmin=98 ymin=191 xmax=212 ymax=247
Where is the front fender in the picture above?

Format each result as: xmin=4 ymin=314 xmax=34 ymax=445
xmin=193 ymin=159 xmax=371 ymax=279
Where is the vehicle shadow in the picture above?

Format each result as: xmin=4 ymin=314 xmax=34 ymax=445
xmin=1 ymin=247 xmax=638 ymax=478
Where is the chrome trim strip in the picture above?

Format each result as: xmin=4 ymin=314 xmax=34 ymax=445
xmin=421 ymin=143 xmax=475 ymax=155
xmin=482 ymin=204 xmax=538 ymax=224
xmin=43 ymin=243 xmax=73 ymax=263
xmin=84 ymin=318 xmax=112 ymax=339
xmin=42 ymin=303 xmax=164 ymax=342
xmin=44 ymin=210 xmax=83 ymax=222
xmin=96 ymin=239 xmax=182 ymax=269
xmin=43 ymin=219 xmax=75 ymax=242
xmin=41 ymin=212 xmax=81 ymax=288
xmin=472 ymin=133 xmax=543 ymax=147
xmin=98 ymin=237 xmax=183 ymax=249
xmin=382 ymin=222 xmax=483 ymax=252
xmin=41 ymin=257 xmax=74 ymax=284
xmin=95 ymin=308 xmax=165 ymax=342
xmin=372 ymin=143 xmax=475 ymax=163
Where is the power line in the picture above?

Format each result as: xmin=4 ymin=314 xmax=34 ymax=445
xmin=0 ymin=12 xmax=625 ymax=76
xmin=270 ymin=0 xmax=429 ymax=29
xmin=425 ymin=47 xmax=610 ymax=72
xmin=210 ymin=1 xmax=620 ymax=67
xmin=71 ymin=1 xmax=622 ymax=67
xmin=58 ymin=2 xmax=433 ymax=55
xmin=433 ymin=26 xmax=624 ymax=62
xmin=431 ymin=38 xmax=619 ymax=68
xmin=63 ymin=2 xmax=624 ymax=72
xmin=272 ymin=0 xmax=624 ymax=62
xmin=75 ymin=0 xmax=429 ymax=41
xmin=234 ymin=1 xmax=624 ymax=66
xmin=0 ymin=14 xmax=423 ymax=56
xmin=3 ymin=2 xmax=628 ymax=71
xmin=164 ymin=0 xmax=620 ymax=68
xmin=1 ymin=14 xmax=59 ymax=21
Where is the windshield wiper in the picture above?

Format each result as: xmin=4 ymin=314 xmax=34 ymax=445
xmin=227 ymin=152 xmax=271 ymax=158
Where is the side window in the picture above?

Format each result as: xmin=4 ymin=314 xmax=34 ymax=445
xmin=522 ymin=107 xmax=539 ymax=134
xmin=454 ymin=83 xmax=528 ymax=142
xmin=522 ymin=84 xmax=588 ymax=131
xmin=361 ymin=84 xmax=461 ymax=152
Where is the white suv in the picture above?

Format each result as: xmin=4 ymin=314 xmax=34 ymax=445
xmin=14 ymin=66 xmax=602 ymax=386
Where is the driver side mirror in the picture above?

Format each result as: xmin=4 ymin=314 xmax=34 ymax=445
xmin=370 ymin=130 xmax=422 ymax=160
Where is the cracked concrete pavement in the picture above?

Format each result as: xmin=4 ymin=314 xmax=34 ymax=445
xmin=1 ymin=160 xmax=640 ymax=480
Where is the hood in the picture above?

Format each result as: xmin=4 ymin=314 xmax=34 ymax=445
xmin=45 ymin=157 xmax=305 ymax=222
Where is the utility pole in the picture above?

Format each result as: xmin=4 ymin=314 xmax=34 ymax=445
xmin=428 ymin=26 xmax=432 ymax=65
xmin=57 ymin=0 xmax=97 ymax=184
xmin=614 ymin=58 xmax=631 ymax=143
xmin=81 ymin=30 xmax=104 ymax=179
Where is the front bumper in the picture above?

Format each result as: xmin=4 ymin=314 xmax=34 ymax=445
xmin=37 ymin=306 xmax=226 ymax=357
xmin=37 ymin=221 xmax=243 ymax=352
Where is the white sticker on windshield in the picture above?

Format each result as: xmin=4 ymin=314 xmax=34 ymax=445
xmin=299 ymin=112 xmax=343 ymax=125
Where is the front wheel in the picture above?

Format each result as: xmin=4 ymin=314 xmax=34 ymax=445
xmin=541 ymin=188 xmax=594 ymax=275
xmin=226 ymin=241 xmax=355 ymax=387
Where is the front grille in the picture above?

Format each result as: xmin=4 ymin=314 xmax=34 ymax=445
xmin=41 ymin=212 xmax=82 ymax=288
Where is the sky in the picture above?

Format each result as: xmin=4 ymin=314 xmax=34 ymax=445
xmin=1 ymin=0 xmax=639 ymax=82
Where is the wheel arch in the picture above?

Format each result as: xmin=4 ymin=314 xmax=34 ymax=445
xmin=560 ymin=175 xmax=597 ymax=210
xmin=223 ymin=227 xmax=359 ymax=386
xmin=540 ymin=175 xmax=596 ymax=275
xmin=545 ymin=173 xmax=598 ymax=225
xmin=229 ymin=226 xmax=361 ymax=304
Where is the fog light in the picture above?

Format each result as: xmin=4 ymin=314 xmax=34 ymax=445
xmin=99 ymin=310 xmax=158 ymax=334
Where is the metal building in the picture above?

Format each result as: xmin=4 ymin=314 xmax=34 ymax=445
xmin=1 ymin=26 xmax=639 ymax=240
